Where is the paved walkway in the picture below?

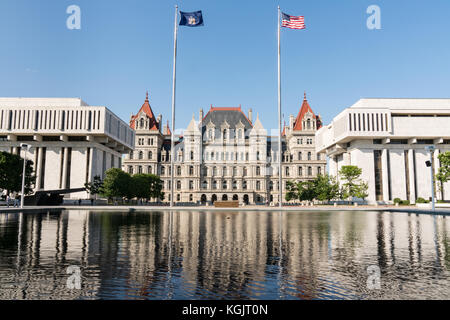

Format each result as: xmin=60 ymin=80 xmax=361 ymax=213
xmin=1 ymin=205 xmax=450 ymax=215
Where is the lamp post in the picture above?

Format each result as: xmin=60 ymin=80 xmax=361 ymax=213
xmin=425 ymin=145 xmax=435 ymax=212
xmin=20 ymin=143 xmax=31 ymax=208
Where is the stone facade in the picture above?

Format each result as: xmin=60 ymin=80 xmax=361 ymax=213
xmin=123 ymin=93 xmax=326 ymax=205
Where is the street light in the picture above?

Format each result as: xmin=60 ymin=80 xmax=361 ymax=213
xmin=20 ymin=143 xmax=32 ymax=208
xmin=425 ymin=145 xmax=435 ymax=212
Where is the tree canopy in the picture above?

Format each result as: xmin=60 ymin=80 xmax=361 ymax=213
xmin=100 ymin=168 xmax=164 ymax=201
xmin=0 ymin=151 xmax=35 ymax=195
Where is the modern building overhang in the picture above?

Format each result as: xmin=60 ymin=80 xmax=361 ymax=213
xmin=0 ymin=98 xmax=135 ymax=153
xmin=316 ymin=98 xmax=450 ymax=154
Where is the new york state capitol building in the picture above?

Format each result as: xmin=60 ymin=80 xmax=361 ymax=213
xmin=122 ymin=93 xmax=327 ymax=205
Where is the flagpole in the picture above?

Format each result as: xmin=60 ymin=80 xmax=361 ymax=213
xmin=277 ymin=6 xmax=282 ymax=208
xmin=170 ymin=5 xmax=178 ymax=208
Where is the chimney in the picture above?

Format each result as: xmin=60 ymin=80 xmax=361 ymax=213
xmin=248 ymin=108 xmax=253 ymax=124
xmin=199 ymin=108 xmax=204 ymax=122
xmin=289 ymin=115 xmax=294 ymax=129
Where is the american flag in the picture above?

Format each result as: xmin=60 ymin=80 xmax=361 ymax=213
xmin=281 ymin=13 xmax=305 ymax=30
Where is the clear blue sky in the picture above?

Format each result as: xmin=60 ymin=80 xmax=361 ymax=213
xmin=1 ymin=0 xmax=449 ymax=132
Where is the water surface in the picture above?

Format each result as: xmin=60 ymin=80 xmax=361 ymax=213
xmin=0 ymin=210 xmax=449 ymax=300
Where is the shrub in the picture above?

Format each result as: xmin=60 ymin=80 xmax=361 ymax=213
xmin=393 ymin=198 xmax=402 ymax=204
xmin=416 ymin=197 xmax=429 ymax=204
xmin=401 ymin=200 xmax=410 ymax=205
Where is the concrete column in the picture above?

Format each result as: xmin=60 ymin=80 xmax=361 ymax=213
xmin=61 ymin=147 xmax=69 ymax=189
xmin=87 ymin=147 xmax=94 ymax=183
xmin=36 ymin=147 xmax=44 ymax=191
xmin=381 ymin=149 xmax=390 ymax=202
xmin=408 ymin=149 xmax=416 ymax=202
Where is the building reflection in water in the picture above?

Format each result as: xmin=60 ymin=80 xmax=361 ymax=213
xmin=0 ymin=210 xmax=449 ymax=299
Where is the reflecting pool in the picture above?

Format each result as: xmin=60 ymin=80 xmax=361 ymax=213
xmin=0 ymin=210 xmax=450 ymax=299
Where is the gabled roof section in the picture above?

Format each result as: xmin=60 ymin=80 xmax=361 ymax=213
xmin=130 ymin=92 xmax=159 ymax=130
xmin=185 ymin=115 xmax=200 ymax=134
xmin=293 ymin=92 xmax=322 ymax=131
xmin=202 ymin=105 xmax=253 ymax=127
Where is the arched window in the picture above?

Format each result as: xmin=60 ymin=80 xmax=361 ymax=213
xmin=138 ymin=166 xmax=143 ymax=174
xmin=213 ymin=180 xmax=218 ymax=189
xmin=177 ymin=180 xmax=181 ymax=190
xmin=189 ymin=166 xmax=194 ymax=175
xmin=308 ymin=152 xmax=312 ymax=160
xmin=148 ymin=166 xmax=152 ymax=174
xmin=222 ymin=180 xmax=227 ymax=189
xmin=223 ymin=129 xmax=227 ymax=140
xmin=176 ymin=194 xmax=180 ymax=201
xmin=129 ymin=151 xmax=134 ymax=159
xmin=257 ymin=151 xmax=260 ymax=161
xmin=223 ymin=166 xmax=227 ymax=176
xmin=138 ymin=151 xmax=143 ymax=159
xmin=307 ymin=119 xmax=311 ymax=129
xmin=177 ymin=166 xmax=181 ymax=175
xmin=190 ymin=151 xmax=194 ymax=160
xmin=298 ymin=166 xmax=303 ymax=176
xmin=242 ymin=180 xmax=247 ymax=190
xmin=298 ymin=152 xmax=302 ymax=161
xmin=140 ymin=118 xmax=144 ymax=128
xmin=256 ymin=166 xmax=261 ymax=176
xmin=189 ymin=194 xmax=193 ymax=202
xmin=202 ymin=180 xmax=208 ymax=189
xmin=232 ymin=180 xmax=237 ymax=190
xmin=256 ymin=181 xmax=261 ymax=190
xmin=243 ymin=167 xmax=247 ymax=176
xmin=148 ymin=151 xmax=152 ymax=159
xmin=189 ymin=180 xmax=194 ymax=190
xmin=213 ymin=166 xmax=217 ymax=176
xmin=308 ymin=166 xmax=312 ymax=176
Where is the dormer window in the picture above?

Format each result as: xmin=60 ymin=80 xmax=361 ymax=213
xmin=223 ymin=129 xmax=227 ymax=140
xmin=307 ymin=119 xmax=311 ymax=129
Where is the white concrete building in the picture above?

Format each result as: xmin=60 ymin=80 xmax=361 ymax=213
xmin=316 ymin=98 xmax=450 ymax=204
xmin=0 ymin=98 xmax=134 ymax=199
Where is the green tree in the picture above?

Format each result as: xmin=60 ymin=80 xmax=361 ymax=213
xmin=0 ymin=151 xmax=35 ymax=195
xmin=355 ymin=181 xmax=369 ymax=200
xmin=339 ymin=165 xmax=367 ymax=200
xmin=101 ymin=168 xmax=132 ymax=201
xmin=285 ymin=180 xmax=316 ymax=202
xmin=148 ymin=174 xmax=164 ymax=200
xmin=436 ymin=151 xmax=450 ymax=200
xmin=131 ymin=174 xmax=165 ymax=201
xmin=314 ymin=174 xmax=340 ymax=202
xmin=84 ymin=175 xmax=103 ymax=199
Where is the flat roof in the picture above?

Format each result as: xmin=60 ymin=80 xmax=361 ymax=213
xmin=0 ymin=97 xmax=89 ymax=107
xmin=350 ymin=98 xmax=450 ymax=110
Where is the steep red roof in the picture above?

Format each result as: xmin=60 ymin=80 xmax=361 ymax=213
xmin=130 ymin=92 xmax=159 ymax=130
xmin=281 ymin=121 xmax=287 ymax=136
xmin=293 ymin=93 xmax=322 ymax=131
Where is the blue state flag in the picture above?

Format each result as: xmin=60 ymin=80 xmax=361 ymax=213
xmin=179 ymin=11 xmax=204 ymax=27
